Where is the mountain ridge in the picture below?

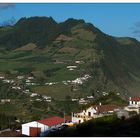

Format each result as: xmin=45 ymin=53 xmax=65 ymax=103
xmin=0 ymin=16 xmax=140 ymax=96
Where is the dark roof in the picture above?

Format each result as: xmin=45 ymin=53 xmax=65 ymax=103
xmin=0 ymin=130 xmax=22 ymax=137
xmin=130 ymin=97 xmax=140 ymax=102
xmin=65 ymin=116 xmax=71 ymax=122
xmin=37 ymin=116 xmax=64 ymax=127
xmin=92 ymin=104 xmax=119 ymax=113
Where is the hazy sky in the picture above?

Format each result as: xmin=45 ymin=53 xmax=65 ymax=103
xmin=0 ymin=3 xmax=140 ymax=40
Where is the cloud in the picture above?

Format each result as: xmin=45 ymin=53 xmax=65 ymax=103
xmin=0 ymin=3 xmax=15 ymax=10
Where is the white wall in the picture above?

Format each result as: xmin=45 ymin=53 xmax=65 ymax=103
xmin=71 ymin=107 xmax=97 ymax=124
xmin=129 ymin=100 xmax=140 ymax=106
xmin=124 ymin=106 xmax=139 ymax=114
xmin=129 ymin=101 xmax=132 ymax=105
xmin=85 ymin=107 xmax=97 ymax=117
xmin=72 ymin=117 xmax=84 ymax=124
xmin=22 ymin=121 xmax=49 ymax=136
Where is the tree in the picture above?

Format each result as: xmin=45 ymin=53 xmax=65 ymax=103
xmin=65 ymin=95 xmax=71 ymax=101
xmin=91 ymin=89 xmax=95 ymax=97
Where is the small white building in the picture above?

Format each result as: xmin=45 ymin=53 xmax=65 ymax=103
xmin=46 ymin=99 xmax=52 ymax=102
xmin=0 ymin=99 xmax=11 ymax=103
xmin=79 ymin=99 xmax=88 ymax=105
xmin=22 ymin=121 xmax=49 ymax=137
xmin=36 ymin=99 xmax=42 ymax=101
xmin=12 ymin=86 xmax=21 ymax=90
xmin=42 ymin=96 xmax=51 ymax=102
xmin=87 ymin=96 xmax=94 ymax=99
xmin=129 ymin=97 xmax=140 ymax=106
xmin=28 ymin=77 xmax=34 ymax=80
xmin=17 ymin=76 xmax=24 ymax=80
xmin=2 ymin=79 xmax=14 ymax=84
xmin=67 ymin=66 xmax=77 ymax=69
xmin=23 ymin=89 xmax=30 ymax=94
xmin=72 ymin=98 xmax=79 ymax=102
xmin=0 ymin=76 xmax=5 ymax=79
xmin=22 ymin=116 xmax=64 ymax=137
xmin=72 ymin=107 xmax=97 ymax=124
xmin=75 ymin=60 xmax=84 ymax=64
xmin=26 ymin=79 xmax=31 ymax=83
xmin=30 ymin=93 xmax=38 ymax=97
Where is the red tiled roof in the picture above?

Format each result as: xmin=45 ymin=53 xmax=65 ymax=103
xmin=130 ymin=97 xmax=140 ymax=102
xmin=37 ymin=116 xmax=64 ymax=127
xmin=92 ymin=104 xmax=119 ymax=113
xmin=65 ymin=116 xmax=71 ymax=122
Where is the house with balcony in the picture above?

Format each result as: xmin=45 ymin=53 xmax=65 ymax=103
xmin=129 ymin=97 xmax=140 ymax=106
xmin=72 ymin=104 xmax=119 ymax=124
xmin=124 ymin=97 xmax=140 ymax=114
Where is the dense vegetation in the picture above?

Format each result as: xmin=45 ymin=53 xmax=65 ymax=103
xmin=48 ymin=115 xmax=140 ymax=137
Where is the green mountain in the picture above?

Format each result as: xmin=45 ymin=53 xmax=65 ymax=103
xmin=0 ymin=16 xmax=140 ymax=97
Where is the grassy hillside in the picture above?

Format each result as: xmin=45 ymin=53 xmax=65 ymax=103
xmin=0 ymin=16 xmax=140 ymax=96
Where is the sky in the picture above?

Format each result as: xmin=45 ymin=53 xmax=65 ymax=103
xmin=0 ymin=3 xmax=140 ymax=40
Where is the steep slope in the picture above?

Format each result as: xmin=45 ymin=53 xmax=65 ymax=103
xmin=0 ymin=17 xmax=140 ymax=96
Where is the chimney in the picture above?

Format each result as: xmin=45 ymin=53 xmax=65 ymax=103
xmin=95 ymin=106 xmax=98 ymax=110
xmin=129 ymin=97 xmax=132 ymax=101
xmin=99 ymin=102 xmax=102 ymax=106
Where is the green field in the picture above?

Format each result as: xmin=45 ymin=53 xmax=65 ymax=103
xmin=30 ymin=83 xmax=89 ymax=100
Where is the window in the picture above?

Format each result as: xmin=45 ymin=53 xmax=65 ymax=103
xmin=88 ymin=112 xmax=91 ymax=117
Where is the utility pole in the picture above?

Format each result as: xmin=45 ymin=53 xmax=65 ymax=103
xmin=9 ymin=118 xmax=10 ymax=130
xmin=64 ymin=111 xmax=65 ymax=123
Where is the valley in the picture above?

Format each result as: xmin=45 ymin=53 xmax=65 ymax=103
xmin=0 ymin=16 xmax=140 ymax=133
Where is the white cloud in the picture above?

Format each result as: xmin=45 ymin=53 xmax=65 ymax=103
xmin=0 ymin=3 xmax=15 ymax=10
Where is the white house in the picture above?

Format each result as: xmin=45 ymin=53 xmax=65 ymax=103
xmin=26 ymin=79 xmax=31 ymax=83
xmin=67 ymin=66 xmax=77 ymax=69
xmin=0 ymin=99 xmax=11 ymax=104
xmin=22 ymin=116 xmax=64 ymax=137
xmin=0 ymin=76 xmax=5 ymax=79
xmin=75 ymin=61 xmax=84 ymax=64
xmin=72 ymin=98 xmax=79 ymax=102
xmin=28 ymin=77 xmax=34 ymax=80
xmin=79 ymin=98 xmax=88 ymax=105
xmin=72 ymin=104 xmax=119 ymax=124
xmin=30 ymin=93 xmax=38 ymax=97
xmin=72 ymin=106 xmax=97 ymax=124
xmin=87 ymin=96 xmax=94 ymax=99
xmin=2 ymin=79 xmax=14 ymax=83
xmin=12 ymin=86 xmax=21 ymax=90
xmin=22 ymin=121 xmax=49 ymax=137
xmin=129 ymin=97 xmax=140 ymax=106
xmin=17 ymin=76 xmax=24 ymax=80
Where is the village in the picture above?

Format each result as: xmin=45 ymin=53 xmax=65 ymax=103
xmin=0 ymin=63 xmax=140 ymax=137
xmin=20 ymin=97 xmax=140 ymax=137
xmin=0 ymin=67 xmax=94 ymax=106
xmin=0 ymin=74 xmax=140 ymax=137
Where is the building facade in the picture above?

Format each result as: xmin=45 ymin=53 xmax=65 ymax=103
xmin=72 ymin=104 xmax=119 ymax=124
xmin=129 ymin=97 xmax=140 ymax=106
xmin=22 ymin=116 xmax=65 ymax=136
